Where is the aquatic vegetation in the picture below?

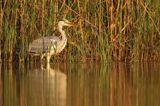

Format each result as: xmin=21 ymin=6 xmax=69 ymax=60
xmin=0 ymin=0 xmax=160 ymax=62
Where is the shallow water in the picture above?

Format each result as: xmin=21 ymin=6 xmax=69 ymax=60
xmin=0 ymin=62 xmax=160 ymax=106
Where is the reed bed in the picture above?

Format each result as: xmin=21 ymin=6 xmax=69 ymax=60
xmin=0 ymin=0 xmax=160 ymax=62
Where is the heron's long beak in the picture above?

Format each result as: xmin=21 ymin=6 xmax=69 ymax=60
xmin=65 ymin=22 xmax=73 ymax=27
xmin=62 ymin=18 xmax=74 ymax=27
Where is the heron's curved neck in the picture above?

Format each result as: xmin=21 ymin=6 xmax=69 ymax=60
xmin=56 ymin=25 xmax=67 ymax=53
xmin=58 ymin=26 xmax=66 ymax=40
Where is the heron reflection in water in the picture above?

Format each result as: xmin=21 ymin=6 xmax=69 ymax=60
xmin=29 ymin=19 xmax=73 ymax=63
xmin=27 ymin=63 xmax=67 ymax=106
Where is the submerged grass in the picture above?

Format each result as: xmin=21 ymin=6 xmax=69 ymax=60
xmin=0 ymin=0 xmax=160 ymax=62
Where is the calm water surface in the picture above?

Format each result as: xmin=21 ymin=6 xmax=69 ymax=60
xmin=0 ymin=62 xmax=160 ymax=106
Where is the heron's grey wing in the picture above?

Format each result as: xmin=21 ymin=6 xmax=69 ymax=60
xmin=29 ymin=36 xmax=60 ymax=54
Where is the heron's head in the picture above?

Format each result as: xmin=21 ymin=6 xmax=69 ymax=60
xmin=58 ymin=19 xmax=73 ymax=28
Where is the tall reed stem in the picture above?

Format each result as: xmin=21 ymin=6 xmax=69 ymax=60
xmin=0 ymin=3 xmax=2 ymax=62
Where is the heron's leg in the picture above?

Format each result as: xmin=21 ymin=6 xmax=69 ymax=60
xmin=46 ymin=54 xmax=51 ymax=63
xmin=41 ymin=54 xmax=45 ymax=61
xmin=46 ymin=62 xmax=50 ymax=70
xmin=41 ymin=54 xmax=47 ymax=64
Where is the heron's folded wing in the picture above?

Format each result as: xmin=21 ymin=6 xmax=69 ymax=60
xmin=29 ymin=36 xmax=60 ymax=54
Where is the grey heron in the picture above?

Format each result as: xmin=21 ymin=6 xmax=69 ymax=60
xmin=29 ymin=19 xmax=72 ymax=63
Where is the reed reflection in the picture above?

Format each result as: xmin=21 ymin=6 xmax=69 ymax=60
xmin=67 ymin=62 xmax=160 ymax=106
xmin=1 ymin=63 xmax=67 ymax=106
xmin=0 ymin=63 xmax=2 ymax=106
